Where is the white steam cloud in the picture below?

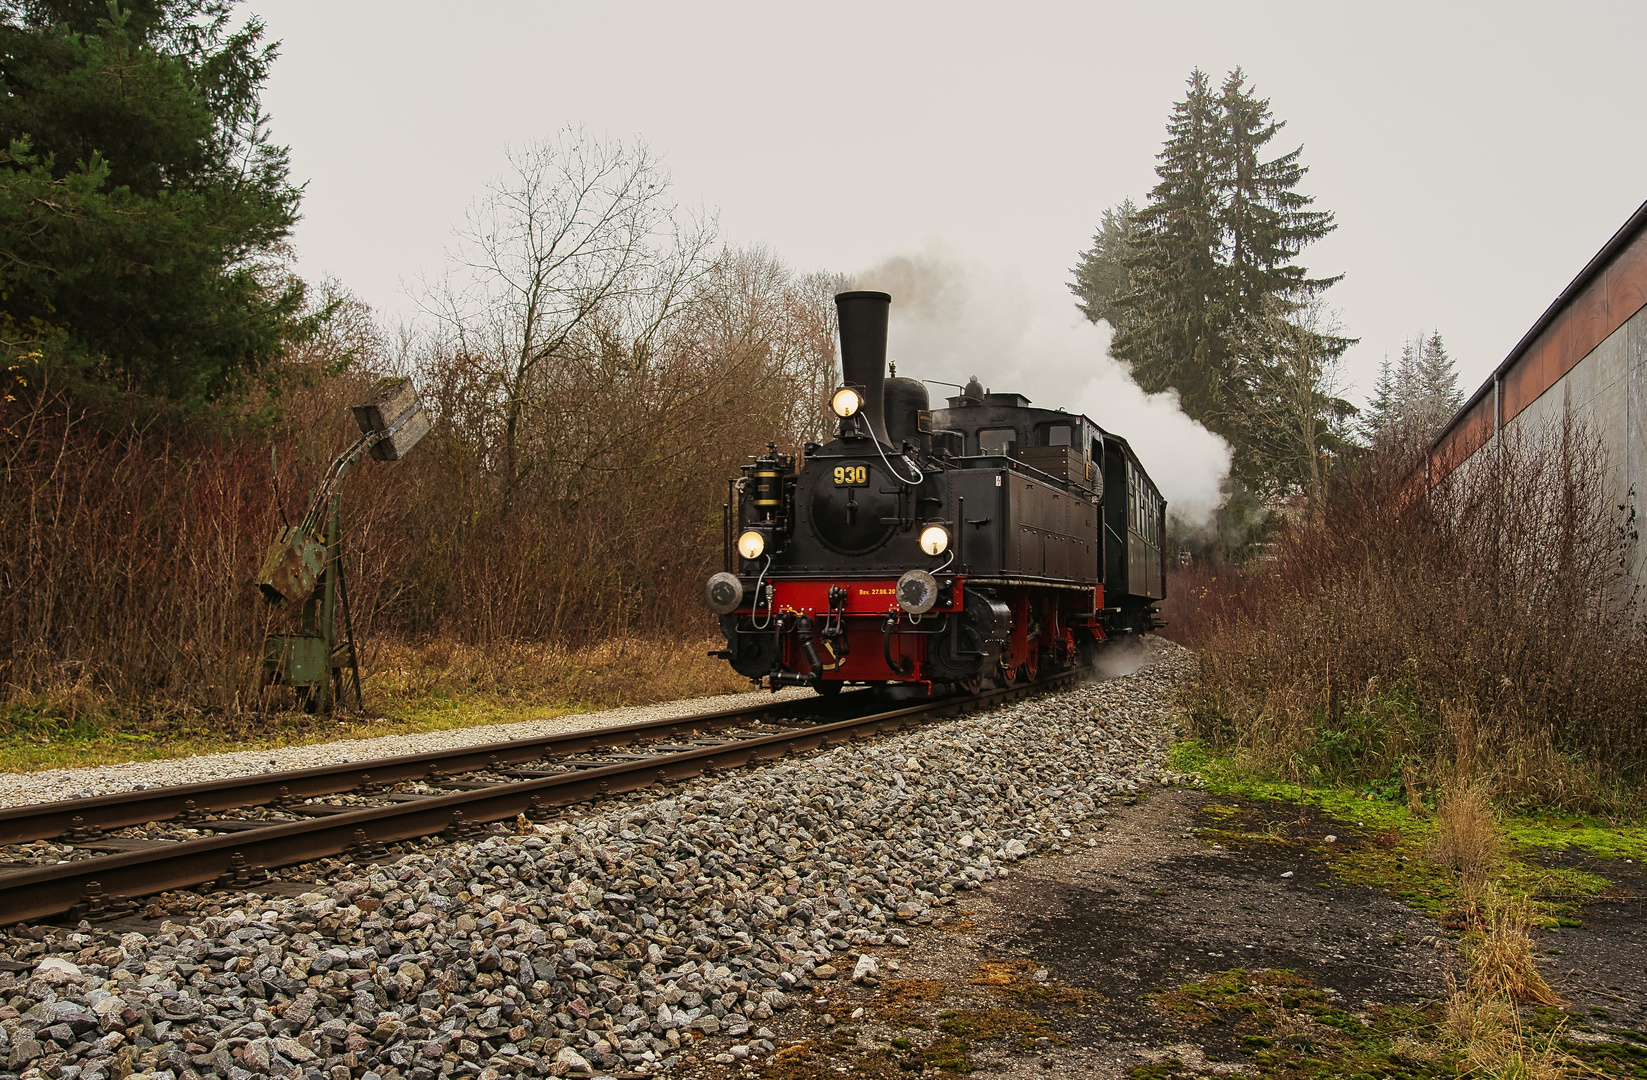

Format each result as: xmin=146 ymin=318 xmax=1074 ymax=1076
xmin=855 ymin=246 xmax=1230 ymax=526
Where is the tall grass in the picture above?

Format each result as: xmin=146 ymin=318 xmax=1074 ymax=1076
xmin=1176 ymin=423 xmax=1647 ymax=809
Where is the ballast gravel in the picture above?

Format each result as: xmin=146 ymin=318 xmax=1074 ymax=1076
xmin=0 ymin=639 xmax=1195 ymax=1080
xmin=0 ymin=688 xmax=812 ymax=811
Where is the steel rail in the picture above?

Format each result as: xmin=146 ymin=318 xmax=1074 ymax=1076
xmin=0 ymin=669 xmax=1085 ymax=927
xmin=0 ymin=693 xmax=853 ymax=847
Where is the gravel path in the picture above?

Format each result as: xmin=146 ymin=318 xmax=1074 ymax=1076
xmin=0 ymin=688 xmax=811 ymax=811
xmin=0 ymin=638 xmax=1194 ymax=1080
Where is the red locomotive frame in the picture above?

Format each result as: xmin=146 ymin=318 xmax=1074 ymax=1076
xmin=737 ymin=577 xmax=1105 ymax=691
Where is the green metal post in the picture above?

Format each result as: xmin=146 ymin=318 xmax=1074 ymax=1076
xmin=318 ymin=500 xmax=340 ymax=714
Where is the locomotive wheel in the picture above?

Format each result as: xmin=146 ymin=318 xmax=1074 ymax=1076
xmin=1022 ymin=648 xmax=1039 ymax=683
xmin=999 ymin=660 xmax=1019 ymax=687
xmin=814 ymin=680 xmax=843 ymax=697
xmin=958 ymin=675 xmax=983 ymax=696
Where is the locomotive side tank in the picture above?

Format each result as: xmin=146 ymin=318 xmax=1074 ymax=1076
xmin=705 ymin=290 xmax=1164 ymax=695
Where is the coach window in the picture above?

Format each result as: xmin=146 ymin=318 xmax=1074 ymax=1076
xmin=978 ymin=428 xmax=1017 ymax=456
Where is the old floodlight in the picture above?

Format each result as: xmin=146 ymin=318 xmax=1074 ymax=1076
xmin=256 ymin=375 xmax=434 ymax=715
xmin=918 ymin=524 xmax=951 ymax=556
xmin=831 ymin=386 xmax=863 ymax=419
xmin=736 ymin=529 xmax=767 ymax=560
xmin=352 ymin=376 xmax=432 ymax=461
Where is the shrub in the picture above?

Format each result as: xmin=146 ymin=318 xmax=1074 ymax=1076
xmin=1176 ymin=423 xmax=1647 ymax=809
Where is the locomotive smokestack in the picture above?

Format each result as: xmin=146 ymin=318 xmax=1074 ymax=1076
xmin=835 ymin=290 xmax=891 ymax=445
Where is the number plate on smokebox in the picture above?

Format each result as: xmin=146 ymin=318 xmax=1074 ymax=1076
xmin=832 ymin=465 xmax=868 ymax=486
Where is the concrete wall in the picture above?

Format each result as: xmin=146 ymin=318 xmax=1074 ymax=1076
xmin=1494 ymin=304 xmax=1645 ymax=585
xmin=1430 ymin=201 xmax=1647 ymax=595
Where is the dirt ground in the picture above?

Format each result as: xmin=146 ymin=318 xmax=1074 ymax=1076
xmin=675 ymin=783 xmax=1647 ymax=1080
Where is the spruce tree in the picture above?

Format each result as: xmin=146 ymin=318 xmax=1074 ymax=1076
xmin=1358 ymin=331 xmax=1463 ymax=451
xmin=1360 ymin=354 xmax=1399 ymax=446
xmin=1216 ymin=69 xmax=1343 ymax=366
xmin=1068 ymin=198 xmax=1138 ymax=333
xmin=1387 ymin=337 xmax=1423 ymax=448
xmin=1109 ymin=69 xmax=1229 ymax=422
xmin=1086 ymin=67 xmax=1352 ymax=495
xmin=1416 ymin=330 xmax=1462 ymax=436
xmin=0 ymin=0 xmax=309 ymax=401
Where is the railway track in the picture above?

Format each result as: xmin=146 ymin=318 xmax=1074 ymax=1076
xmin=0 ymin=668 xmax=1089 ymax=927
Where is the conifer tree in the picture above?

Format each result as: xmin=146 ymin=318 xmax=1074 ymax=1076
xmin=1360 ymin=354 xmax=1399 ymax=445
xmin=1076 ymin=67 xmax=1353 ymax=496
xmin=1416 ymin=330 xmax=1462 ymax=434
xmin=1109 ymin=69 xmax=1228 ymax=421
xmin=0 ymin=0 xmax=309 ymax=401
xmin=1216 ymin=69 xmax=1343 ymax=370
xmin=1068 ymin=198 xmax=1138 ymax=333
xmin=1358 ymin=330 xmax=1464 ymax=450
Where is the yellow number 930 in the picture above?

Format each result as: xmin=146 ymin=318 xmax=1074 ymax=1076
xmin=832 ymin=465 xmax=868 ymax=486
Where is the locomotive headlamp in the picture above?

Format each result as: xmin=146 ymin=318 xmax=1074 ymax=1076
xmin=918 ymin=524 xmax=951 ymax=556
xmin=736 ymin=529 xmax=767 ymax=560
xmin=831 ymin=386 xmax=863 ymax=418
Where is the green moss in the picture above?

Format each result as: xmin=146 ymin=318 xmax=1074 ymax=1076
xmin=1525 ymin=1008 xmax=1647 ymax=1078
xmin=1173 ymin=739 xmax=1640 ymax=916
xmin=1148 ymin=968 xmax=1460 ymax=1079
xmin=935 ymin=1006 xmax=1050 ymax=1049
xmin=1506 ymin=812 xmax=1647 ymax=862
xmin=920 ymin=1036 xmax=973 ymax=1072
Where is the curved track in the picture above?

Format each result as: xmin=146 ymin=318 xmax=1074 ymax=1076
xmin=0 ymin=669 xmax=1089 ymax=926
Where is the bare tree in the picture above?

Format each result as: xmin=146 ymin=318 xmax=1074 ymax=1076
xmin=1239 ymin=297 xmax=1355 ymax=508
xmin=424 ymin=127 xmax=716 ymax=508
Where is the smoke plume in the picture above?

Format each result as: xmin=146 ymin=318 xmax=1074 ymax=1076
xmin=855 ymin=246 xmax=1230 ymax=526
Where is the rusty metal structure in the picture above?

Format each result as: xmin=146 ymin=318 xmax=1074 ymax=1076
xmin=256 ymin=377 xmax=431 ymax=712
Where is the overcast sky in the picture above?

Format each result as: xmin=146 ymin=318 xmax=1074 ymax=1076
xmin=256 ymin=0 xmax=1647 ymax=515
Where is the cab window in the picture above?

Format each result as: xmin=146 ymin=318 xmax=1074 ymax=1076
xmin=978 ymin=428 xmax=1017 ymax=456
xmin=1041 ymin=423 xmax=1072 ymax=447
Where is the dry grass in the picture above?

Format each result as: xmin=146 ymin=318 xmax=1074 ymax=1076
xmin=1445 ymin=977 xmax=1576 ymax=1080
xmin=366 ymin=635 xmax=748 ymax=713
xmin=1440 ymin=883 xmax=1584 ymax=1079
xmin=1465 ymin=892 xmax=1562 ymax=1007
xmin=1178 ymin=424 xmax=1647 ymax=811
xmin=0 ymin=633 xmax=749 ymax=773
xmin=1435 ymin=779 xmax=1500 ymax=904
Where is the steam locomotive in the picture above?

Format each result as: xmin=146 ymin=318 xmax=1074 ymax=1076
xmin=704 ymin=290 xmax=1164 ymax=696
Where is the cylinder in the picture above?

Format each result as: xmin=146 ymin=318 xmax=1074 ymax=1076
xmin=835 ymin=290 xmax=891 ymax=445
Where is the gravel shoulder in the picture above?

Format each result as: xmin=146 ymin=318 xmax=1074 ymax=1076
xmin=0 ymin=639 xmax=1192 ymax=1080
xmin=712 ymin=790 xmax=1647 ymax=1080
xmin=5 ymin=639 xmax=1640 ymax=1080
xmin=0 ymin=687 xmax=811 ymax=810
xmin=705 ymin=786 xmax=1453 ymax=1080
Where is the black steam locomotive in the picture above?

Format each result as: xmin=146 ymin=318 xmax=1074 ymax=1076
xmin=705 ymin=290 xmax=1164 ymax=695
